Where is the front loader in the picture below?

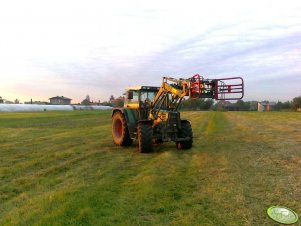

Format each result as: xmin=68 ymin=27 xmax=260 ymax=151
xmin=112 ymin=74 xmax=244 ymax=152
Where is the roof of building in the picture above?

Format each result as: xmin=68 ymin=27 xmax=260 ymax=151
xmin=49 ymin=96 xmax=72 ymax=100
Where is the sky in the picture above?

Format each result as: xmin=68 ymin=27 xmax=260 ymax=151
xmin=0 ymin=0 xmax=300 ymax=103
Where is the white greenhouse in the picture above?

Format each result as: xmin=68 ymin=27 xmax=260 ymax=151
xmin=0 ymin=104 xmax=112 ymax=112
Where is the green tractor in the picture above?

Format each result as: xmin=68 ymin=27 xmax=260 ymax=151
xmin=112 ymin=75 xmax=244 ymax=152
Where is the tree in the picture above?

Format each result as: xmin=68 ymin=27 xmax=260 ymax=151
xmin=181 ymin=98 xmax=204 ymax=110
xmin=282 ymin=101 xmax=292 ymax=110
xmin=274 ymin=101 xmax=283 ymax=111
xmin=292 ymin=96 xmax=301 ymax=110
xmin=180 ymin=98 xmax=214 ymax=111
xmin=234 ymin=100 xmax=245 ymax=111
xmin=244 ymin=101 xmax=251 ymax=111
xmin=193 ymin=99 xmax=201 ymax=110
xmin=213 ymin=100 xmax=232 ymax=111
xmin=114 ymin=98 xmax=124 ymax=107
xmin=109 ymin=95 xmax=115 ymax=103
xmin=81 ymin=95 xmax=91 ymax=105
xmin=203 ymin=99 xmax=214 ymax=110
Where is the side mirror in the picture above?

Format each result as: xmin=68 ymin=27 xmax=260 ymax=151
xmin=127 ymin=91 xmax=133 ymax=99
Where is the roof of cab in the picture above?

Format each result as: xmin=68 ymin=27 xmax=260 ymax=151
xmin=126 ymin=86 xmax=159 ymax=91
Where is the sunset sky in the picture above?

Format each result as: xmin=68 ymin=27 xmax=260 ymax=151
xmin=0 ymin=0 xmax=300 ymax=103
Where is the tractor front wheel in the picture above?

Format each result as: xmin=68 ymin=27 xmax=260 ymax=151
xmin=176 ymin=120 xmax=193 ymax=150
xmin=138 ymin=123 xmax=153 ymax=153
xmin=112 ymin=111 xmax=133 ymax=146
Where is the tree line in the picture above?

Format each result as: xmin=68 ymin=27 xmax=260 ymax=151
xmin=180 ymin=96 xmax=301 ymax=111
xmin=107 ymin=95 xmax=301 ymax=111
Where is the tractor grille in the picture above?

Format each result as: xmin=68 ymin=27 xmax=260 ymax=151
xmin=168 ymin=112 xmax=180 ymax=124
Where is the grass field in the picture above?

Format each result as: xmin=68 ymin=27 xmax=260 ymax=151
xmin=0 ymin=110 xmax=301 ymax=226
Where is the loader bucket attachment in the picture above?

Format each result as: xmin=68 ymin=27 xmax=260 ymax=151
xmin=214 ymin=77 xmax=244 ymax=100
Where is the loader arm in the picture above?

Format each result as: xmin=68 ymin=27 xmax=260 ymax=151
xmin=151 ymin=77 xmax=190 ymax=120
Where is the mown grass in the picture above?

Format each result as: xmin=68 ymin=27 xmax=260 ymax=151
xmin=0 ymin=110 xmax=300 ymax=225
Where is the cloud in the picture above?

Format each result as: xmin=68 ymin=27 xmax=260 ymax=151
xmin=0 ymin=0 xmax=301 ymax=102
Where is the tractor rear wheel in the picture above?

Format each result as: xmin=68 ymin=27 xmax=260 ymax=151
xmin=138 ymin=123 xmax=153 ymax=153
xmin=176 ymin=120 xmax=193 ymax=150
xmin=112 ymin=111 xmax=133 ymax=146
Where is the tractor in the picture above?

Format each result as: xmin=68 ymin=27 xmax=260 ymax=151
xmin=112 ymin=74 xmax=244 ymax=152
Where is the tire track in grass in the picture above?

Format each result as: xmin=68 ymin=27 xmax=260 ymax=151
xmin=113 ymin=149 xmax=194 ymax=225
xmin=116 ymin=150 xmax=183 ymax=225
xmin=167 ymin=111 xmax=218 ymax=225
xmin=189 ymin=112 xmax=252 ymax=225
xmin=161 ymin=111 xmax=252 ymax=225
xmin=227 ymin=112 xmax=277 ymax=225
xmin=132 ymin=110 xmax=212 ymax=223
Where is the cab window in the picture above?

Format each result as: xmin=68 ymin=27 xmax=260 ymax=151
xmin=127 ymin=91 xmax=139 ymax=104
xmin=140 ymin=91 xmax=156 ymax=103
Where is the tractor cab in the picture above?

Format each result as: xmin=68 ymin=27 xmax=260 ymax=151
xmin=124 ymin=86 xmax=159 ymax=109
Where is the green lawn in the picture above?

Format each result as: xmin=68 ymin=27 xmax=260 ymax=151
xmin=0 ymin=110 xmax=300 ymax=225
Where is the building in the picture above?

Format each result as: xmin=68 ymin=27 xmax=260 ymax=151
xmin=49 ymin=96 xmax=72 ymax=105
xmin=258 ymin=102 xmax=276 ymax=112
